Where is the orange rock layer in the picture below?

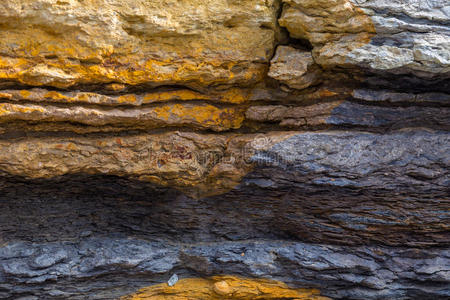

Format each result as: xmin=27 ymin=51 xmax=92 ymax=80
xmin=122 ymin=276 xmax=330 ymax=300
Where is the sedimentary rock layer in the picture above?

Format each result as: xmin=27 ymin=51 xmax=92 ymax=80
xmin=122 ymin=276 xmax=330 ymax=300
xmin=0 ymin=131 xmax=294 ymax=197
xmin=1 ymin=236 xmax=448 ymax=299
xmin=0 ymin=130 xmax=448 ymax=201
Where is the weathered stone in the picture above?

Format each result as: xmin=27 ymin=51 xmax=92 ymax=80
xmin=246 ymin=101 xmax=450 ymax=129
xmin=252 ymin=130 xmax=449 ymax=192
xmin=0 ymin=88 xmax=252 ymax=105
xmin=0 ymin=102 xmax=245 ymax=132
xmin=352 ymin=89 xmax=450 ymax=104
xmin=279 ymin=0 xmax=450 ymax=76
xmin=0 ymin=0 xmax=279 ymax=89
xmin=268 ymin=46 xmax=322 ymax=90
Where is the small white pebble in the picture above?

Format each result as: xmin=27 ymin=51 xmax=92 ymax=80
xmin=167 ymin=274 xmax=178 ymax=287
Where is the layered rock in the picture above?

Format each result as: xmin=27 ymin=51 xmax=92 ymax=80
xmin=0 ymin=0 xmax=449 ymax=299
xmin=0 ymin=236 xmax=448 ymax=299
xmin=279 ymin=0 xmax=450 ymax=75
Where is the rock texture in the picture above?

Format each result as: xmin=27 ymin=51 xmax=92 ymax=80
xmin=0 ymin=0 xmax=278 ymax=88
xmin=279 ymin=0 xmax=450 ymax=75
xmin=0 ymin=237 xmax=448 ymax=299
xmin=0 ymin=0 xmax=449 ymax=299
xmin=122 ymin=276 xmax=330 ymax=300
xmin=268 ymin=46 xmax=322 ymax=90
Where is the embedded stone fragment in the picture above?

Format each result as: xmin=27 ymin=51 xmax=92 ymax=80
xmin=268 ymin=46 xmax=321 ymax=90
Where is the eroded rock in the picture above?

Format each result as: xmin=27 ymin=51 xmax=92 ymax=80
xmin=268 ymin=46 xmax=322 ymax=90
xmin=279 ymin=0 xmax=450 ymax=76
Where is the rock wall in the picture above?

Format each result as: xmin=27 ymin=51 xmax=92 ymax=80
xmin=0 ymin=1 xmax=448 ymax=299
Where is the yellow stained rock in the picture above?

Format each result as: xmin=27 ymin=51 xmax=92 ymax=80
xmin=0 ymin=102 xmax=244 ymax=132
xmin=0 ymin=88 xmax=251 ymax=106
xmin=122 ymin=276 xmax=331 ymax=300
xmin=0 ymin=131 xmax=294 ymax=198
xmin=0 ymin=0 xmax=278 ymax=88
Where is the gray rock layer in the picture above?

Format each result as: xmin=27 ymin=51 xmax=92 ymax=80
xmin=0 ymin=238 xmax=448 ymax=300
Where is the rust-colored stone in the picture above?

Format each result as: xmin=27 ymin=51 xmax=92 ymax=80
xmin=121 ymin=276 xmax=330 ymax=300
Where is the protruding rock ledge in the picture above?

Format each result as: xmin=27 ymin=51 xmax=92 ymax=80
xmin=0 ymin=131 xmax=292 ymax=197
xmin=0 ymin=88 xmax=252 ymax=105
xmin=0 ymin=102 xmax=245 ymax=132
xmin=0 ymin=129 xmax=447 ymax=198
xmin=352 ymin=89 xmax=450 ymax=105
xmin=246 ymin=101 xmax=450 ymax=129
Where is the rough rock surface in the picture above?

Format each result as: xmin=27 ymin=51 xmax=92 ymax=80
xmin=0 ymin=0 xmax=278 ymax=89
xmin=122 ymin=276 xmax=330 ymax=300
xmin=0 ymin=0 xmax=449 ymax=299
xmin=268 ymin=46 xmax=322 ymax=90
xmin=0 ymin=237 xmax=448 ymax=299
xmin=279 ymin=0 xmax=450 ymax=75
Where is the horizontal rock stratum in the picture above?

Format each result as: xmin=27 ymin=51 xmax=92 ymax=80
xmin=122 ymin=276 xmax=330 ymax=300
xmin=0 ymin=1 xmax=448 ymax=299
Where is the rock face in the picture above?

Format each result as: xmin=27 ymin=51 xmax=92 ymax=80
xmin=0 ymin=0 xmax=278 ymax=88
xmin=0 ymin=0 xmax=449 ymax=299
